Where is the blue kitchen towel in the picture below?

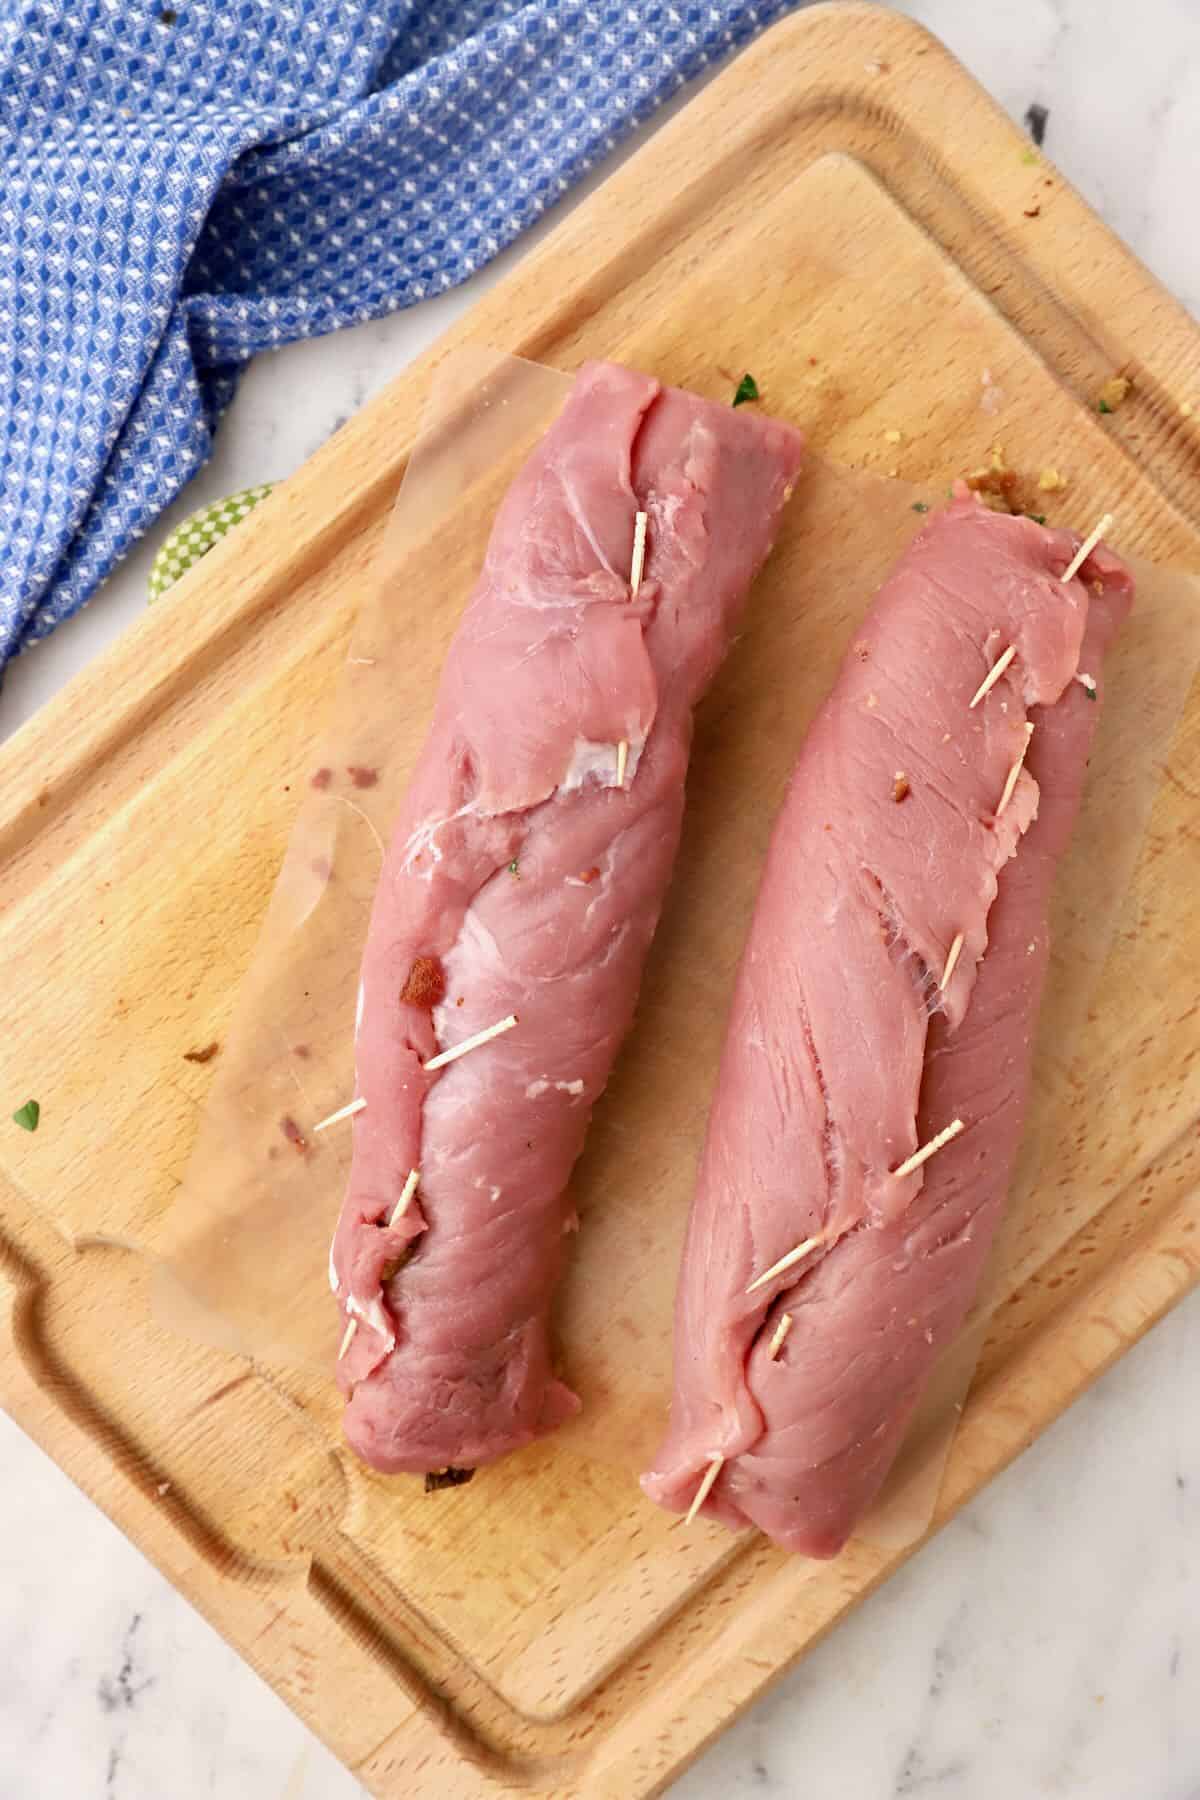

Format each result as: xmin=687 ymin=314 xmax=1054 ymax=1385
xmin=0 ymin=0 xmax=796 ymax=671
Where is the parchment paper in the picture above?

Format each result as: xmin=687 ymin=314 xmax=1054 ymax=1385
xmin=153 ymin=347 xmax=1200 ymax=1553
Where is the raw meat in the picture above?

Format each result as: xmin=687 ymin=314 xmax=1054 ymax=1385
xmin=643 ymin=490 xmax=1133 ymax=1555
xmin=331 ymin=360 xmax=803 ymax=1476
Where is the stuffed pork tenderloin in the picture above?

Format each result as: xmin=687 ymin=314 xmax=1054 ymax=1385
xmin=643 ymin=488 xmax=1133 ymax=1555
xmin=330 ymin=360 xmax=803 ymax=1480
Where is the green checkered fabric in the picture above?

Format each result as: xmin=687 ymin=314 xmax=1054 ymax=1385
xmin=147 ymin=484 xmax=274 ymax=602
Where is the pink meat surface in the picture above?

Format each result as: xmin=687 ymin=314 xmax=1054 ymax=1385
xmin=643 ymin=490 xmax=1133 ymax=1555
xmin=331 ymin=360 xmax=803 ymax=1476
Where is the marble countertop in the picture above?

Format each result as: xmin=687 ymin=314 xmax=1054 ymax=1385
xmin=2 ymin=3 xmax=1198 ymax=1797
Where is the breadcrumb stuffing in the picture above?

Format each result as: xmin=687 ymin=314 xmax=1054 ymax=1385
xmin=967 ymin=445 xmax=1021 ymax=512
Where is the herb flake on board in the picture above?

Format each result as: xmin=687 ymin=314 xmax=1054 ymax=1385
xmin=732 ymin=373 xmax=759 ymax=408
xmin=12 ymin=1100 xmax=40 ymax=1132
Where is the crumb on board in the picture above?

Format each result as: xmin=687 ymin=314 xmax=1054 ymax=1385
xmin=1182 ymin=401 xmax=1195 ymax=418
xmin=182 ymin=1042 xmax=220 ymax=1065
xmin=1037 ymin=467 xmax=1067 ymax=493
xmin=425 ymin=1466 xmax=476 ymax=1493
xmin=893 ymin=773 xmax=911 ymax=803
xmin=883 ymin=428 xmax=902 ymax=445
xmin=1097 ymin=375 xmax=1132 ymax=413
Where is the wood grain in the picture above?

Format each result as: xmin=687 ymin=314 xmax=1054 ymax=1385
xmin=1 ymin=6 xmax=1198 ymax=1796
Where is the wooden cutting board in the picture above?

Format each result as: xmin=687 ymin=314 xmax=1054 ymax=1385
xmin=2 ymin=6 xmax=1199 ymax=1795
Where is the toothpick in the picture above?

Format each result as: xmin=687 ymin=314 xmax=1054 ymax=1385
xmin=685 ymin=1453 xmax=725 ymax=1525
xmin=969 ymin=644 xmax=1016 ymax=708
xmin=314 ymin=1096 xmax=367 ymax=1133
xmin=614 ymin=518 xmax=644 ymax=786
xmin=746 ymin=1233 xmax=824 ymax=1295
xmin=388 ymin=1168 xmax=420 ymax=1227
xmin=424 ymin=1012 xmax=519 ymax=1072
xmin=767 ymin=1312 xmax=793 ymax=1360
xmin=940 ymin=931 xmax=965 ymax=990
xmin=1060 ymin=513 xmax=1113 ymax=585
xmin=892 ymin=1117 xmax=965 ymax=1181
xmin=630 ymin=510 xmax=648 ymax=596
xmin=338 ymin=1318 xmax=358 ymax=1361
xmin=996 ymin=722 xmax=1035 ymax=818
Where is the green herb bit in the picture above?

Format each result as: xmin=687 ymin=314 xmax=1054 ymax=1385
xmin=1098 ymin=398 xmax=1113 ymax=414
xmin=1020 ymin=148 xmax=1039 ymax=166
xmin=508 ymin=859 xmax=520 ymax=877
xmin=732 ymin=373 xmax=759 ymax=408
xmin=1083 ymin=683 xmax=1097 ymax=701
xmin=911 ymin=501 xmax=930 ymax=513
xmin=12 ymin=1100 xmax=40 ymax=1133
xmin=1025 ymin=512 xmax=1047 ymax=524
